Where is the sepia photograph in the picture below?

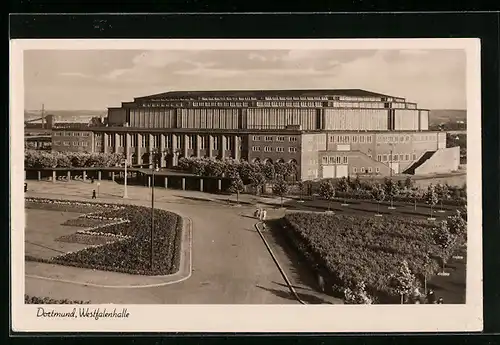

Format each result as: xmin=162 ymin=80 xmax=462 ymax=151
xmin=10 ymin=39 xmax=482 ymax=332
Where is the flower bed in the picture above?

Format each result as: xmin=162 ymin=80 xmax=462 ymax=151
xmin=62 ymin=218 xmax=116 ymax=227
xmin=56 ymin=233 xmax=121 ymax=246
xmin=26 ymin=198 xmax=182 ymax=276
xmin=25 ymin=294 xmax=90 ymax=304
xmin=281 ymin=212 xmax=463 ymax=303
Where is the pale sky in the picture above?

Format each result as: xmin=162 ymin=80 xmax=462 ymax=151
xmin=24 ymin=49 xmax=466 ymax=111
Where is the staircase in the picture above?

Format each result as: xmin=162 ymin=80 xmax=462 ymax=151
xmin=403 ymin=151 xmax=436 ymax=175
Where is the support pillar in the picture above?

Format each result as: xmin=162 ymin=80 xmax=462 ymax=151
xmin=196 ymin=135 xmax=202 ymax=158
xmin=159 ymin=134 xmax=166 ymax=168
xmin=234 ymin=135 xmax=241 ymax=161
xmin=137 ymin=133 xmax=142 ymax=166
xmin=200 ymin=179 xmax=204 ymax=192
xmin=148 ymin=176 xmax=151 ymax=188
xmin=67 ymin=171 xmax=71 ymax=180
xmin=125 ymin=133 xmax=130 ymax=163
xmin=37 ymin=171 xmax=41 ymax=181
xmin=52 ymin=170 xmax=56 ymax=183
xmin=183 ymin=134 xmax=189 ymax=158
xmin=182 ymin=177 xmax=186 ymax=190
xmin=164 ymin=177 xmax=168 ymax=188
xmin=149 ymin=134 xmax=154 ymax=168
xmin=98 ymin=171 xmax=102 ymax=181
xmin=208 ymin=135 xmax=214 ymax=159
xmin=103 ymin=133 xmax=109 ymax=154
xmin=221 ymin=135 xmax=227 ymax=159
xmin=218 ymin=179 xmax=222 ymax=192
xmin=114 ymin=133 xmax=119 ymax=153
xmin=111 ymin=172 xmax=115 ymax=182
xmin=83 ymin=170 xmax=87 ymax=181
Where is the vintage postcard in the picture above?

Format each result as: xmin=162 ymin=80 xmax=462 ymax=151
xmin=10 ymin=38 xmax=482 ymax=332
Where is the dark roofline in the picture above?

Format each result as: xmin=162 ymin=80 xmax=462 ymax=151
xmin=134 ymin=89 xmax=400 ymax=100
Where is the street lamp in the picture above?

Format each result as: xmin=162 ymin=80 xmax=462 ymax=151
xmin=123 ymin=157 xmax=129 ymax=199
xmin=150 ymin=149 xmax=162 ymax=271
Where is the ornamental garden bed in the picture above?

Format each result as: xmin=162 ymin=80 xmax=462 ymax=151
xmin=25 ymin=294 xmax=90 ymax=304
xmin=26 ymin=198 xmax=183 ymax=276
xmin=279 ymin=212 xmax=466 ymax=303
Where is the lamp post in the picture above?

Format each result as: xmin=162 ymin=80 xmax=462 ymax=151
xmin=150 ymin=148 xmax=162 ymax=271
xmin=123 ymin=157 xmax=129 ymax=199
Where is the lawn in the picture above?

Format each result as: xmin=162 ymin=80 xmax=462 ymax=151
xmin=25 ymin=198 xmax=183 ymax=276
xmin=278 ymin=212 xmax=466 ymax=304
xmin=25 ymin=208 xmax=95 ymax=259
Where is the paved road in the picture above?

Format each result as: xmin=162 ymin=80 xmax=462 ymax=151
xmin=24 ymin=183 xmax=302 ymax=304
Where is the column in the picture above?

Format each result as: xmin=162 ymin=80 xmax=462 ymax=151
xmin=67 ymin=171 xmax=71 ymax=180
xmin=221 ymin=135 xmax=227 ymax=159
xmin=183 ymin=134 xmax=189 ymax=158
xmin=149 ymin=133 xmax=154 ymax=167
xmin=208 ymin=135 xmax=214 ymax=158
xmin=148 ymin=176 xmax=151 ymax=188
xmin=234 ymin=135 xmax=241 ymax=161
xmin=164 ymin=177 xmax=168 ymax=188
xmin=114 ymin=133 xmax=119 ymax=153
xmin=200 ymin=178 xmax=204 ymax=192
xmin=196 ymin=134 xmax=202 ymax=158
xmin=159 ymin=134 xmax=166 ymax=168
xmin=111 ymin=172 xmax=115 ymax=182
xmin=137 ymin=133 xmax=142 ymax=166
xmin=218 ymin=179 xmax=222 ymax=192
xmin=37 ymin=171 xmax=41 ymax=181
xmin=52 ymin=170 xmax=56 ymax=183
xmin=182 ymin=177 xmax=186 ymax=190
xmin=103 ymin=133 xmax=109 ymax=154
xmin=125 ymin=133 xmax=131 ymax=163
xmin=98 ymin=171 xmax=102 ymax=181
xmin=83 ymin=170 xmax=87 ymax=181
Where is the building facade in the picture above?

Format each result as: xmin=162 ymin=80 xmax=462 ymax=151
xmin=51 ymin=89 xmax=460 ymax=180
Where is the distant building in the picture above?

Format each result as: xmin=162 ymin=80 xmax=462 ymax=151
xmin=51 ymin=89 xmax=460 ymax=179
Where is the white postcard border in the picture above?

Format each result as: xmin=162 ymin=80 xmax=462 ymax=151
xmin=10 ymin=38 xmax=483 ymax=333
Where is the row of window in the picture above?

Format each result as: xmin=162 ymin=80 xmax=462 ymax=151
xmin=104 ymin=134 xmax=236 ymax=151
xmin=321 ymin=156 xmax=349 ymax=164
xmin=192 ymin=102 xmax=249 ymax=107
xmin=252 ymin=146 xmax=298 ymax=153
xmin=252 ymin=135 xmax=298 ymax=142
xmin=53 ymin=131 xmax=91 ymax=137
xmin=54 ymin=141 xmax=89 ymax=147
xmin=330 ymin=135 xmax=373 ymax=144
xmin=376 ymin=153 xmax=417 ymax=162
xmin=255 ymin=101 xmax=323 ymax=107
xmin=353 ymin=167 xmax=380 ymax=174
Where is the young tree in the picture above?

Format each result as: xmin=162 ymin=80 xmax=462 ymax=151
xmin=404 ymin=176 xmax=413 ymax=190
xmin=250 ymin=172 xmax=267 ymax=196
xmin=390 ymin=260 xmax=416 ymax=304
xmin=448 ymin=209 xmax=467 ymax=246
xmin=435 ymin=183 xmax=449 ymax=212
xmin=432 ymin=220 xmax=454 ymax=274
xmin=384 ymin=178 xmax=398 ymax=209
xmin=262 ymin=163 xmax=276 ymax=181
xmin=371 ymin=185 xmax=386 ymax=216
xmin=319 ymin=180 xmax=336 ymax=212
xmin=272 ymin=177 xmax=289 ymax=208
xmin=228 ymin=174 xmax=245 ymax=205
xmin=411 ymin=185 xmax=420 ymax=211
xmin=297 ymin=180 xmax=305 ymax=203
xmin=344 ymin=281 xmax=374 ymax=304
xmin=425 ymin=184 xmax=439 ymax=219
xmin=337 ymin=177 xmax=350 ymax=205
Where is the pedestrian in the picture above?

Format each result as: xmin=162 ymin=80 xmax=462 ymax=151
xmin=91 ymin=177 xmax=95 ymax=184
xmin=437 ymin=297 xmax=444 ymax=304
xmin=261 ymin=209 xmax=267 ymax=221
xmin=318 ymin=273 xmax=325 ymax=292
xmin=24 ymin=183 xmax=28 ymax=192
xmin=254 ymin=208 xmax=260 ymax=219
xmin=92 ymin=189 xmax=97 ymax=199
xmin=426 ymin=289 xmax=436 ymax=304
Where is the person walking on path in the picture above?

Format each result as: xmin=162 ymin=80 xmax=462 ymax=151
xmin=92 ymin=189 xmax=97 ymax=199
xmin=437 ymin=297 xmax=444 ymax=304
xmin=261 ymin=209 xmax=267 ymax=221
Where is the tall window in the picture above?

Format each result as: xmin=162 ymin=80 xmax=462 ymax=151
xmin=264 ymin=146 xmax=272 ymax=152
xmin=289 ymin=147 xmax=297 ymax=153
xmin=276 ymin=147 xmax=284 ymax=152
xmin=343 ymin=156 xmax=348 ymax=164
xmin=200 ymin=136 xmax=206 ymax=149
xmin=213 ymin=136 xmax=219 ymax=150
xmin=166 ymin=135 xmax=171 ymax=148
xmin=377 ymin=154 xmax=382 ymax=162
xmin=252 ymin=146 xmax=261 ymax=152
xmin=225 ymin=137 xmax=232 ymax=150
xmin=118 ymin=134 xmax=124 ymax=147
xmin=176 ymin=135 xmax=182 ymax=149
